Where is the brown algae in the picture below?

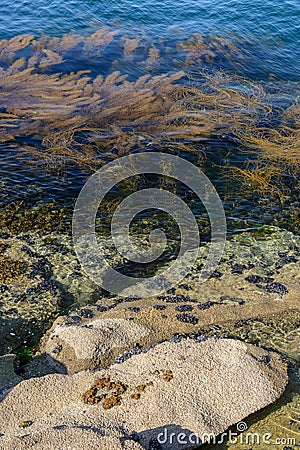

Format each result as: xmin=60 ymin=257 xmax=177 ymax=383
xmin=0 ymin=28 xmax=298 ymax=189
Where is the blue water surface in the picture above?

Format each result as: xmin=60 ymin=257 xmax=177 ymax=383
xmin=0 ymin=0 xmax=299 ymax=80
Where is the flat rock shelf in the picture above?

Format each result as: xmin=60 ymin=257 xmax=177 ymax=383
xmin=0 ymin=338 xmax=288 ymax=450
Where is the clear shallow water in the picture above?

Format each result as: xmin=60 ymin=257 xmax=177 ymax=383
xmin=1 ymin=144 xmax=299 ymax=236
xmin=0 ymin=1 xmax=299 ymax=233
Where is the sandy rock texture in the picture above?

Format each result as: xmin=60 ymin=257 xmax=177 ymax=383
xmin=0 ymin=354 xmax=22 ymax=396
xmin=0 ymin=338 xmax=287 ymax=450
xmin=41 ymin=317 xmax=150 ymax=373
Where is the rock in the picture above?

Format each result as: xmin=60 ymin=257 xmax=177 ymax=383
xmin=0 ymin=235 xmax=63 ymax=355
xmin=41 ymin=317 xmax=150 ymax=373
xmin=0 ymin=427 xmax=143 ymax=450
xmin=0 ymin=338 xmax=287 ymax=450
xmin=0 ymin=354 xmax=22 ymax=396
xmin=23 ymin=352 xmax=68 ymax=379
xmin=1 ymin=228 xmax=299 ymax=356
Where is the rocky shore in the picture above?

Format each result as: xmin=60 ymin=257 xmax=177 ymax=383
xmin=0 ymin=337 xmax=288 ymax=450
xmin=0 ymin=226 xmax=299 ymax=449
xmin=0 ymin=226 xmax=299 ymax=354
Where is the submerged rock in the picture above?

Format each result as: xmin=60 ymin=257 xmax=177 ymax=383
xmin=0 ymin=235 xmax=63 ymax=355
xmin=0 ymin=227 xmax=299 ymax=357
xmin=0 ymin=338 xmax=288 ymax=450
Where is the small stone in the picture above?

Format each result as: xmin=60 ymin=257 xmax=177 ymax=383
xmin=52 ymin=345 xmax=62 ymax=355
xmin=102 ymin=394 xmax=121 ymax=409
xmin=0 ymin=285 xmax=8 ymax=293
xmin=166 ymin=287 xmax=176 ymax=294
xmin=257 ymin=354 xmax=271 ymax=364
xmin=157 ymin=295 xmax=195 ymax=303
xmin=231 ymin=264 xmax=247 ymax=274
xmin=153 ymin=305 xmax=167 ymax=310
xmin=128 ymin=307 xmax=140 ymax=313
xmin=64 ymin=316 xmax=81 ymax=325
xmin=178 ymin=283 xmax=192 ymax=290
xmin=220 ymin=296 xmax=245 ymax=305
xmin=211 ymin=270 xmax=223 ymax=278
xmin=136 ymin=385 xmax=146 ymax=392
xmin=19 ymin=420 xmax=33 ymax=428
xmin=162 ymin=370 xmax=173 ymax=382
xmin=130 ymin=393 xmax=141 ymax=400
xmin=96 ymin=305 xmax=110 ymax=312
xmin=275 ymin=255 xmax=297 ymax=269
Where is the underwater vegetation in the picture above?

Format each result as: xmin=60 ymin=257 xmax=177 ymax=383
xmin=0 ymin=28 xmax=299 ymax=195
